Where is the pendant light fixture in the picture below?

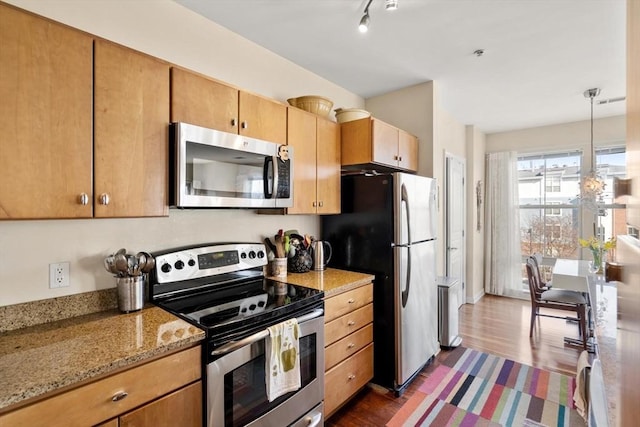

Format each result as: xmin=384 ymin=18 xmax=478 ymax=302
xmin=579 ymin=87 xmax=605 ymax=211
xmin=358 ymin=0 xmax=398 ymax=33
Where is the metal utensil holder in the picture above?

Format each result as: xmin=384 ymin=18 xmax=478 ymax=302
xmin=117 ymin=275 xmax=145 ymax=313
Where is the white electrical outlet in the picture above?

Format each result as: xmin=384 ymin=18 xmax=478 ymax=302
xmin=49 ymin=262 xmax=70 ymax=288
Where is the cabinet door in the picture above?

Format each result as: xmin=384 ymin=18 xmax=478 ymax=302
xmin=170 ymin=68 xmax=238 ymax=133
xmin=239 ymin=91 xmax=287 ymax=145
xmin=94 ymin=40 xmax=169 ymax=217
xmin=287 ymin=108 xmax=317 ymax=214
xmin=316 ymin=118 xmax=341 ymax=214
xmin=398 ymin=130 xmax=418 ymax=172
xmin=371 ymin=119 xmax=399 ymax=167
xmin=120 ymin=381 xmax=202 ymax=427
xmin=0 ymin=4 xmax=93 ymax=219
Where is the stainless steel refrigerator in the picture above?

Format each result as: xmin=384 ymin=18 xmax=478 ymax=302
xmin=321 ymin=172 xmax=439 ymax=395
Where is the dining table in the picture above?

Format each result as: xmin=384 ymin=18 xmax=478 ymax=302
xmin=551 ymin=258 xmax=605 ymax=352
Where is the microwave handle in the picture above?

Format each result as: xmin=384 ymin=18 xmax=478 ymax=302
xmin=263 ymin=156 xmax=278 ymax=199
xmin=210 ymin=308 xmax=324 ymax=357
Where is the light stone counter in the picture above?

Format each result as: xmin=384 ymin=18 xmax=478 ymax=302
xmin=0 ymin=305 xmax=205 ymax=411
xmin=269 ymin=268 xmax=374 ymax=297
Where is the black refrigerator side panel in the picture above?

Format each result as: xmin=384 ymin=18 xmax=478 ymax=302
xmin=321 ymin=174 xmax=396 ymax=389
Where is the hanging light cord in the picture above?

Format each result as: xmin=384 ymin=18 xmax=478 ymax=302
xmin=363 ymin=0 xmax=373 ymax=15
xmin=590 ymin=92 xmax=595 ymax=170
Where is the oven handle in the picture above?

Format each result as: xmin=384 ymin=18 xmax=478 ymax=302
xmin=211 ymin=308 xmax=324 ymax=357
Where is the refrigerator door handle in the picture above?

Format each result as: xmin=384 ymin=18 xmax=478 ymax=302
xmin=401 ymin=183 xmax=411 ymax=307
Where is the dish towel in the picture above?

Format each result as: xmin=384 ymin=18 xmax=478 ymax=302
xmin=574 ymin=349 xmax=591 ymax=419
xmin=265 ymin=318 xmax=301 ymax=402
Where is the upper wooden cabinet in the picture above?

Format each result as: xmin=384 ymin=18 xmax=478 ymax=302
xmin=341 ymin=117 xmax=418 ymax=172
xmin=286 ymin=108 xmax=340 ymax=214
xmin=171 ymin=68 xmax=287 ymax=145
xmin=0 ymin=5 xmax=170 ymax=219
xmin=0 ymin=4 xmax=93 ymax=219
xmin=94 ymin=40 xmax=170 ymax=218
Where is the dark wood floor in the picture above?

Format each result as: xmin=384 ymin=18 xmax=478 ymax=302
xmin=326 ymin=294 xmax=585 ymax=426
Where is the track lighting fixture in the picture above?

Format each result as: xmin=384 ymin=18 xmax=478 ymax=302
xmin=358 ymin=0 xmax=398 ymax=33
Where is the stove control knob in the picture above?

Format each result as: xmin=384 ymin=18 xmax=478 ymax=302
xmin=248 ymin=251 xmax=256 ymax=259
xmin=161 ymin=263 xmax=171 ymax=273
xmin=257 ymin=250 xmax=265 ymax=259
xmin=188 ymin=259 xmax=196 ymax=267
xmin=240 ymin=252 xmax=247 ymax=259
xmin=175 ymin=260 xmax=185 ymax=270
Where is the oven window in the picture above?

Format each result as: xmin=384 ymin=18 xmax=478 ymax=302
xmin=224 ymin=334 xmax=317 ymax=427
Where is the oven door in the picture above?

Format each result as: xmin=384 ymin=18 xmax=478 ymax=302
xmin=206 ymin=309 xmax=324 ymax=427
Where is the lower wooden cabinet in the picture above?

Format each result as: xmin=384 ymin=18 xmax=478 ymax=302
xmin=0 ymin=346 xmax=202 ymax=427
xmin=324 ymin=344 xmax=374 ymax=417
xmin=323 ymin=283 xmax=374 ymax=418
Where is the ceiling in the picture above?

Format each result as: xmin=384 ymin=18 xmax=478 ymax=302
xmin=174 ymin=0 xmax=626 ymax=134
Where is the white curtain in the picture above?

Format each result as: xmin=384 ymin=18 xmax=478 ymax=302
xmin=484 ymin=151 xmax=523 ymax=297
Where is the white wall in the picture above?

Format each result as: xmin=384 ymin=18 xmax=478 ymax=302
xmin=465 ymin=126 xmax=486 ymax=303
xmin=486 ymin=115 xmax=626 ymax=153
xmin=365 ymin=82 xmax=472 ymax=278
xmin=0 ymin=0 xmax=363 ymax=306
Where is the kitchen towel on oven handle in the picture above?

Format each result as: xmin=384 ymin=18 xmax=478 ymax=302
xmin=265 ymin=318 xmax=301 ymax=402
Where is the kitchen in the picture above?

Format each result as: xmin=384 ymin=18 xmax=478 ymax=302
xmin=1 ymin=1 xmax=639 ymax=427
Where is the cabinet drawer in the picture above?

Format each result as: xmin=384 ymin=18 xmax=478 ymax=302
xmin=324 ymin=344 xmax=374 ymax=417
xmin=324 ymin=284 xmax=373 ymax=323
xmin=325 ymin=303 xmax=373 ymax=346
xmin=325 ymin=324 xmax=373 ymax=371
xmin=1 ymin=346 xmax=201 ymax=427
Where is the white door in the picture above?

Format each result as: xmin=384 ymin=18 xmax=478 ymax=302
xmin=445 ymin=154 xmax=465 ymax=308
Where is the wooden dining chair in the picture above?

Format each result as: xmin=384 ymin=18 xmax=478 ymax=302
xmin=525 ymin=258 xmax=588 ymax=349
xmin=531 ymin=253 xmax=552 ymax=291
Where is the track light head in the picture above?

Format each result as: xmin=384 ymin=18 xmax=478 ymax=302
xmin=385 ymin=0 xmax=399 ymax=10
xmin=359 ymin=13 xmax=370 ymax=32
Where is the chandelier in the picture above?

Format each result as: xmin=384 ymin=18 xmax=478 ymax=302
xmin=578 ymin=88 xmax=605 ymax=211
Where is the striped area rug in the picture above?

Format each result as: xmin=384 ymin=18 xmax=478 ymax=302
xmin=387 ymin=347 xmax=584 ymax=427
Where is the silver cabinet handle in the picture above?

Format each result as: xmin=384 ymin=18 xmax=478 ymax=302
xmin=99 ymin=193 xmax=110 ymax=205
xmin=78 ymin=193 xmax=89 ymax=205
xmin=112 ymin=391 xmax=128 ymax=402
xmin=231 ymin=118 xmax=237 ymax=127
xmin=312 ymin=201 xmax=317 ymax=207
xmin=348 ymin=374 xmax=356 ymax=380
xmin=347 ymin=342 xmax=355 ymax=348
xmin=347 ymin=298 xmax=355 ymax=304
xmin=241 ymin=121 xmax=248 ymax=129
xmin=318 ymin=201 xmax=323 ymax=207
xmin=347 ymin=320 xmax=355 ymax=326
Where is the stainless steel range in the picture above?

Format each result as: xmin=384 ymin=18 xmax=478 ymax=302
xmin=149 ymin=242 xmax=325 ymax=427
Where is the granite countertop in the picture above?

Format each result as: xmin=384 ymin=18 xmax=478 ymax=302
xmin=0 ymin=305 xmax=205 ymax=411
xmin=269 ymin=268 xmax=374 ymax=297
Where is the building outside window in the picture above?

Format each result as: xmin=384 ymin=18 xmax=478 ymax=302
xmin=516 ymin=147 xmax=626 ymax=287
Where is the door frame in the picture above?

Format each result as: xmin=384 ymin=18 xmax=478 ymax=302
xmin=445 ymin=152 xmax=466 ymax=307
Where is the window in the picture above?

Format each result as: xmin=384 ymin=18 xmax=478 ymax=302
xmin=545 ymin=202 xmax=561 ymax=216
xmin=518 ymin=151 xmax=581 ymax=259
xmin=545 ymin=175 xmax=561 ymax=193
xmin=595 ymin=147 xmax=627 ymax=247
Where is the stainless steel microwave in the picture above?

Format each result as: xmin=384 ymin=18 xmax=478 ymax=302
xmin=170 ymin=122 xmax=293 ymax=208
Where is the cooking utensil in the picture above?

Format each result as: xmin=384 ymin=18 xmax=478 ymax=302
xmin=136 ymin=252 xmax=147 ymax=274
xmin=114 ymin=253 xmax=128 ymax=276
xmin=141 ymin=252 xmax=155 ymax=273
